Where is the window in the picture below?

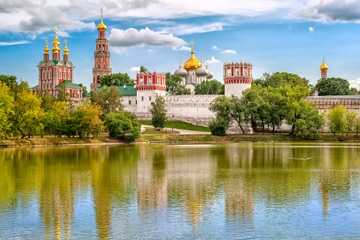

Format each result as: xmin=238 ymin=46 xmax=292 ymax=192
xmin=142 ymin=96 xmax=144 ymax=101
xmin=129 ymin=100 xmax=131 ymax=105
xmin=149 ymin=96 xmax=151 ymax=101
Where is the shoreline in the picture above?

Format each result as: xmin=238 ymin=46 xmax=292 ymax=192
xmin=2 ymin=133 xmax=360 ymax=148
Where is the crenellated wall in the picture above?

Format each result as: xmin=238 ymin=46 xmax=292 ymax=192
xmin=307 ymin=95 xmax=360 ymax=113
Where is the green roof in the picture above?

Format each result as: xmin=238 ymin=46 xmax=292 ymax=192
xmin=56 ymin=80 xmax=82 ymax=89
xmin=92 ymin=85 xmax=137 ymax=97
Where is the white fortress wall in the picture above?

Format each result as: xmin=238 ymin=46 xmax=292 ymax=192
xmin=307 ymin=95 xmax=360 ymax=114
xmin=123 ymin=96 xmax=137 ymax=113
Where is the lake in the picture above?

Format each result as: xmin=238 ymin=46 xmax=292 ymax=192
xmin=1 ymin=142 xmax=360 ymax=239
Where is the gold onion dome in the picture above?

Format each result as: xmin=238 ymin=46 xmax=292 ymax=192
xmin=184 ymin=51 xmax=201 ymax=71
xmin=63 ymin=40 xmax=69 ymax=54
xmin=320 ymin=60 xmax=328 ymax=71
xmin=97 ymin=19 xmax=107 ymax=31
xmin=43 ymin=39 xmax=49 ymax=54
xmin=52 ymin=26 xmax=60 ymax=53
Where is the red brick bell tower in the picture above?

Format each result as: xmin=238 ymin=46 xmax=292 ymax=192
xmin=91 ymin=8 xmax=112 ymax=91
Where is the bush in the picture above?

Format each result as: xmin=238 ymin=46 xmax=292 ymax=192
xmin=104 ymin=111 xmax=140 ymax=142
xmin=208 ymin=117 xmax=230 ymax=136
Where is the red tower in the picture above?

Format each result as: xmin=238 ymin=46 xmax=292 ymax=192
xmin=223 ymin=62 xmax=252 ymax=97
xmin=91 ymin=9 xmax=112 ymax=91
xmin=320 ymin=58 xmax=328 ymax=80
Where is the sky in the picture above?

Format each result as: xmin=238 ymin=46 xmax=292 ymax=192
xmin=1 ymin=0 xmax=360 ymax=90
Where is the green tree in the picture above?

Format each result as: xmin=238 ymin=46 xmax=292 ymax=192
xmin=209 ymin=95 xmax=247 ymax=134
xmin=91 ymin=85 xmax=123 ymax=118
xmin=104 ymin=111 xmax=140 ymax=142
xmin=71 ymin=102 xmax=103 ymax=138
xmin=40 ymin=91 xmax=56 ymax=111
xmin=242 ymin=84 xmax=270 ymax=132
xmin=78 ymin=83 xmax=88 ymax=98
xmin=345 ymin=110 xmax=358 ymax=135
xmin=293 ymin=104 xmax=324 ymax=139
xmin=99 ymin=73 xmax=134 ymax=87
xmin=195 ymin=79 xmax=224 ymax=95
xmin=327 ymin=105 xmax=347 ymax=135
xmin=11 ymin=90 xmax=45 ymax=138
xmin=208 ymin=116 xmax=230 ymax=136
xmin=0 ymin=82 xmax=14 ymax=139
xmin=165 ymin=72 xmax=190 ymax=95
xmin=0 ymin=74 xmax=18 ymax=94
xmin=139 ymin=66 xmax=148 ymax=73
xmin=254 ymin=72 xmax=309 ymax=88
xmin=150 ymin=95 xmax=167 ymax=129
xmin=280 ymin=85 xmax=311 ymax=135
xmin=315 ymin=77 xmax=351 ymax=96
xmin=43 ymin=101 xmax=70 ymax=137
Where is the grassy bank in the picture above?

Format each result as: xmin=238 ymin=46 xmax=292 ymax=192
xmin=139 ymin=120 xmax=210 ymax=132
xmin=2 ymin=132 xmax=360 ymax=148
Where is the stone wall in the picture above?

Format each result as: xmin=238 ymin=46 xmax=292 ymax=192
xmin=307 ymin=95 xmax=360 ymax=113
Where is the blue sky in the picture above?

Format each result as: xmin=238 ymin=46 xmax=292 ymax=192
xmin=1 ymin=0 xmax=360 ymax=90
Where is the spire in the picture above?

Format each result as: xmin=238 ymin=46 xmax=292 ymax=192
xmin=44 ymin=39 xmax=49 ymax=54
xmin=180 ymin=55 xmax=182 ymax=66
xmin=63 ymin=39 xmax=69 ymax=62
xmin=190 ymin=39 xmax=195 ymax=53
xmin=63 ymin=40 xmax=68 ymax=54
xmin=97 ymin=8 xmax=107 ymax=31
xmin=320 ymin=57 xmax=328 ymax=80
xmin=52 ymin=26 xmax=60 ymax=54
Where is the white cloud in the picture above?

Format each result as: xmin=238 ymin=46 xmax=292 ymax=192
xmin=1 ymin=0 xmax=301 ymax=34
xmin=0 ymin=40 xmax=31 ymax=46
xmin=349 ymin=78 xmax=360 ymax=90
xmin=131 ymin=67 xmax=140 ymax=72
xmin=211 ymin=46 xmax=219 ymax=50
xmin=172 ymin=46 xmax=191 ymax=51
xmin=308 ymin=27 xmax=314 ymax=32
xmin=207 ymin=56 xmax=220 ymax=64
xmin=160 ymin=22 xmax=223 ymax=36
xmin=109 ymin=27 xmax=186 ymax=48
xmin=221 ymin=49 xmax=237 ymax=54
xmin=148 ymin=49 xmax=155 ymax=52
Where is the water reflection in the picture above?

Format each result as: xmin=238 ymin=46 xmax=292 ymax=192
xmin=0 ymin=143 xmax=360 ymax=238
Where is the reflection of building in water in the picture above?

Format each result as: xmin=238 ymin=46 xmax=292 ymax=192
xmin=225 ymin=179 xmax=254 ymax=218
xmin=39 ymin=166 xmax=76 ymax=239
xmin=137 ymin=147 xmax=168 ymax=212
xmin=90 ymin=146 xmax=112 ymax=239
xmin=319 ymin=146 xmax=351 ymax=217
xmin=165 ymin=146 xmax=218 ymax=226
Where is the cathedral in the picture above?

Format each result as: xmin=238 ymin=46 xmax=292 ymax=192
xmin=33 ymin=27 xmax=83 ymax=99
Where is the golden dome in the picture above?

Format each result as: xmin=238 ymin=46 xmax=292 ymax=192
xmin=63 ymin=39 xmax=69 ymax=54
xmin=52 ymin=27 xmax=60 ymax=54
xmin=44 ymin=39 xmax=49 ymax=54
xmin=320 ymin=59 xmax=328 ymax=71
xmin=97 ymin=20 xmax=107 ymax=31
xmin=184 ymin=51 xmax=201 ymax=71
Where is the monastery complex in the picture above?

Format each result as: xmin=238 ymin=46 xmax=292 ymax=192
xmin=32 ymin=12 xmax=360 ymax=128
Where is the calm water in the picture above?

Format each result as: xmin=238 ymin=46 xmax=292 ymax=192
xmin=1 ymin=142 xmax=360 ymax=239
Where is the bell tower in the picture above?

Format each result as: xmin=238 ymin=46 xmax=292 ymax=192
xmin=91 ymin=8 xmax=112 ymax=91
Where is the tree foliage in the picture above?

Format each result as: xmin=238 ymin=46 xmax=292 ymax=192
xmin=104 ymin=111 xmax=140 ymax=142
xmin=91 ymin=85 xmax=123 ymax=118
xmin=208 ymin=116 xmax=230 ymax=136
xmin=0 ymin=82 xmax=14 ymax=139
xmin=195 ymin=79 xmax=224 ymax=95
xmin=209 ymin=95 xmax=246 ymax=134
xmin=253 ymin=72 xmax=309 ymax=88
xmin=165 ymin=72 xmax=190 ymax=95
xmin=315 ymin=77 xmax=351 ymax=96
xmin=99 ymin=73 xmax=134 ymax=87
xmin=71 ymin=102 xmax=103 ymax=138
xmin=149 ymin=95 xmax=167 ymax=129
xmin=327 ymin=105 xmax=347 ymax=135
xmin=11 ymin=89 xmax=45 ymax=138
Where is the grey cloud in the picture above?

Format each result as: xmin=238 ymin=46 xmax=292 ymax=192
xmin=296 ymin=0 xmax=360 ymax=22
